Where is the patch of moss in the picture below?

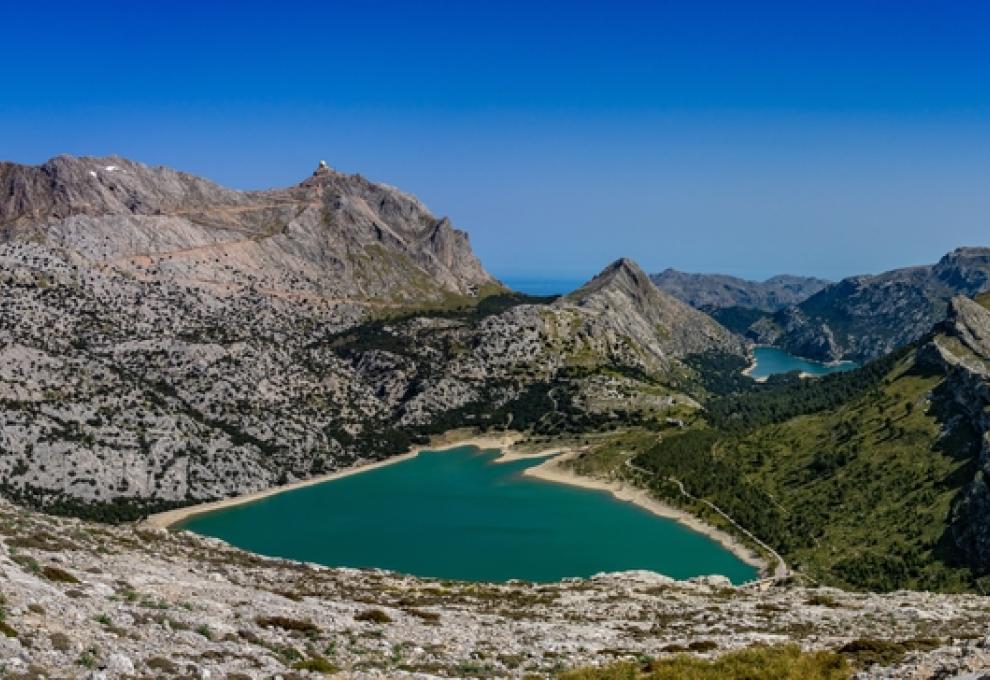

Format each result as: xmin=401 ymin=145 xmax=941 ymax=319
xmin=255 ymin=615 xmax=320 ymax=635
xmin=354 ymin=608 xmax=393 ymax=624
xmin=837 ymin=638 xmax=941 ymax=667
xmin=41 ymin=565 xmax=80 ymax=584
xmin=292 ymin=655 xmax=341 ymax=674
xmin=559 ymin=644 xmax=850 ymax=680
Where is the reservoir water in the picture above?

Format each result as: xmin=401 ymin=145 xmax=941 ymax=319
xmin=748 ymin=346 xmax=857 ymax=380
xmin=177 ymin=446 xmax=757 ymax=584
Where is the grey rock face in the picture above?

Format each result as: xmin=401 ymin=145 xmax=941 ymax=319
xmin=751 ymin=248 xmax=990 ymax=361
xmin=0 ymin=156 xmax=744 ymax=512
xmin=2 ymin=498 xmax=990 ymax=679
xmin=565 ymin=259 xmax=745 ymax=368
xmin=917 ymin=296 xmax=990 ymax=571
xmin=0 ymin=241 xmax=740 ymax=509
xmin=948 ymin=295 xmax=990 ymax=364
xmin=0 ymin=155 xmax=498 ymax=303
xmin=651 ymin=268 xmax=829 ymax=312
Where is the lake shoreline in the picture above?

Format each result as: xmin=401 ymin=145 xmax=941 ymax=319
xmin=146 ymin=431 xmax=766 ymax=580
xmin=745 ymin=345 xmax=857 ymax=382
xmin=519 ymin=451 xmax=770 ymax=576
xmin=145 ymin=432 xmax=524 ymax=529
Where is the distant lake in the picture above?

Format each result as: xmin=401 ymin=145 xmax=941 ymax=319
xmin=178 ymin=447 xmax=757 ymax=584
xmin=500 ymin=277 xmax=586 ymax=296
xmin=748 ymin=346 xmax=857 ymax=380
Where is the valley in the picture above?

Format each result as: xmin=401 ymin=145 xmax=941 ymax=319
xmin=1 ymin=155 xmax=989 ymax=678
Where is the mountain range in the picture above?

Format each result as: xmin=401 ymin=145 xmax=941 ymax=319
xmin=0 ymin=155 xmax=496 ymax=305
xmin=749 ymin=248 xmax=990 ymax=361
xmin=3 ymin=154 xmax=990 ymax=677
xmin=651 ymin=269 xmax=830 ymax=312
xmin=0 ymin=156 xmax=740 ymax=516
xmin=656 ymin=250 xmax=990 ymax=363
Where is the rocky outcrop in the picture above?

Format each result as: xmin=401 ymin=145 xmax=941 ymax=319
xmin=948 ymin=294 xmax=990 ymax=365
xmin=651 ymin=268 xmax=829 ymax=312
xmin=916 ymin=296 xmax=990 ymax=573
xmin=0 ymin=155 xmax=498 ymax=303
xmin=751 ymin=248 xmax=990 ymax=362
xmin=562 ymin=259 xmax=745 ymax=368
xmin=0 ymin=498 xmax=989 ymax=679
xmin=0 ymin=243 xmax=738 ymax=509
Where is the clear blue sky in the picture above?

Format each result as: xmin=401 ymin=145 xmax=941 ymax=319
xmin=4 ymin=1 xmax=990 ymax=281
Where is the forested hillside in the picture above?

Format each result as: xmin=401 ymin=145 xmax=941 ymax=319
xmin=630 ymin=297 xmax=990 ymax=592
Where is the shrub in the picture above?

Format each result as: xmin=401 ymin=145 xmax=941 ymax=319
xmin=254 ymin=615 xmax=319 ymax=634
xmin=354 ymin=609 xmax=393 ymax=624
xmin=293 ymin=655 xmax=341 ymax=674
xmin=50 ymin=631 xmax=71 ymax=651
xmin=559 ymin=644 xmax=850 ymax=680
xmin=805 ymin=594 xmax=842 ymax=608
xmin=146 ymin=657 xmax=179 ymax=673
xmin=837 ymin=638 xmax=941 ymax=667
xmin=404 ymin=607 xmax=440 ymax=622
xmin=41 ymin=565 xmax=80 ymax=584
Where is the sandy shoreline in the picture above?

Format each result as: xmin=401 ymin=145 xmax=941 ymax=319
xmin=521 ymin=451 xmax=769 ymax=575
xmin=742 ymin=347 xmax=769 ymax=383
xmin=144 ymin=432 xmax=530 ymax=529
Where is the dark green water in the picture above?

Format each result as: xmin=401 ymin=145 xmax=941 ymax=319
xmin=178 ymin=447 xmax=758 ymax=584
xmin=749 ymin=346 xmax=857 ymax=380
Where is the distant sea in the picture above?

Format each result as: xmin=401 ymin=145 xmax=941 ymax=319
xmin=499 ymin=277 xmax=586 ymax=297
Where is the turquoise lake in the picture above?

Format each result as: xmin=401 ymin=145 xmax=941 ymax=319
xmin=178 ymin=447 xmax=758 ymax=584
xmin=748 ymin=346 xmax=857 ymax=380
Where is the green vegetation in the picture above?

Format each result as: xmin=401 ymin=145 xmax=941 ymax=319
xmin=703 ymin=305 xmax=769 ymax=335
xmin=558 ymin=645 xmax=850 ymax=680
xmin=704 ymin=344 xmax=913 ymax=431
xmin=292 ymin=655 xmax=341 ymax=674
xmin=255 ymin=616 xmax=320 ymax=635
xmin=0 ymin=594 xmax=16 ymax=638
xmin=355 ymin=608 xmax=393 ymax=624
xmin=0 ymin=483 xmax=188 ymax=524
xmin=836 ymin=638 xmax=941 ymax=667
xmin=634 ymin=349 xmax=982 ymax=591
xmin=338 ymin=290 xmax=558 ymax=338
xmin=682 ymin=351 xmax=757 ymax=397
xmin=40 ymin=565 xmax=80 ymax=584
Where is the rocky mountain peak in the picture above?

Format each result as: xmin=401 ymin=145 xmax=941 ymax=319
xmin=561 ymin=257 xmax=744 ymax=362
xmin=0 ymin=154 xmax=497 ymax=303
xmin=946 ymin=295 xmax=990 ymax=361
xmin=567 ymin=257 xmax=656 ymax=304
xmin=0 ymin=155 xmax=246 ymax=231
xmin=934 ymin=246 xmax=990 ymax=293
xmin=650 ymin=267 xmax=830 ymax=312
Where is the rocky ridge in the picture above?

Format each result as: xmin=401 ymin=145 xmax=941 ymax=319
xmin=750 ymin=248 xmax=990 ymax=362
xmin=922 ymin=295 xmax=990 ymax=571
xmin=0 ymin=156 xmax=497 ymax=304
xmin=568 ymin=259 xmax=743 ymax=362
xmin=0 ymin=158 xmax=744 ymax=514
xmin=0 ymin=498 xmax=989 ymax=679
xmin=651 ymin=268 xmax=829 ymax=312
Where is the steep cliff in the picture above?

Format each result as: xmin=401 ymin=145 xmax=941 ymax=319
xmin=750 ymin=248 xmax=990 ymax=361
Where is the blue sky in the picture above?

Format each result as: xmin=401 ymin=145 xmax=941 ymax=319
xmin=4 ymin=1 xmax=990 ymax=281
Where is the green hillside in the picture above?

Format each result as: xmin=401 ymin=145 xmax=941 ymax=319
xmin=629 ymin=343 xmax=986 ymax=592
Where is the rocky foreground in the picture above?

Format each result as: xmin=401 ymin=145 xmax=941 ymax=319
xmin=0 ymin=499 xmax=988 ymax=679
